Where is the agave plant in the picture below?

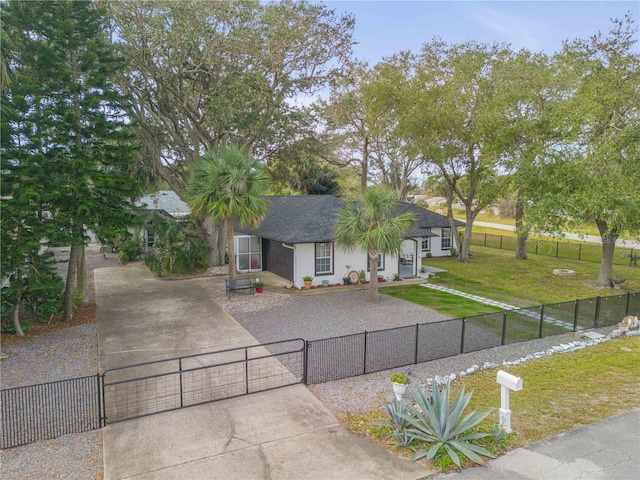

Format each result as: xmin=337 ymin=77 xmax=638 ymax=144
xmin=403 ymin=381 xmax=495 ymax=467
xmin=375 ymin=398 xmax=414 ymax=447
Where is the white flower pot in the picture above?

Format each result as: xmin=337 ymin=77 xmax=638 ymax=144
xmin=392 ymin=382 xmax=407 ymax=401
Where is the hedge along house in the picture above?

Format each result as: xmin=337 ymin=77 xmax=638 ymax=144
xmin=235 ymin=195 xmax=464 ymax=288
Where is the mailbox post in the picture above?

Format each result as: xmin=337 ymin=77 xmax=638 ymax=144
xmin=496 ymin=370 xmax=522 ymax=433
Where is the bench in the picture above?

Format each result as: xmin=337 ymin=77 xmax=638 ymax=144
xmin=225 ymin=277 xmax=254 ymax=299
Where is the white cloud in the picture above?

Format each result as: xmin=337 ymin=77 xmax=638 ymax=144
xmin=470 ymin=6 xmax=549 ymax=51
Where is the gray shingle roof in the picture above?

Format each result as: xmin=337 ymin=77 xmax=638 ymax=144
xmin=397 ymin=202 xmax=465 ymax=238
xmin=135 ymin=191 xmax=190 ymax=218
xmin=236 ymin=195 xmax=465 ymax=244
xmin=236 ymin=195 xmax=344 ymax=243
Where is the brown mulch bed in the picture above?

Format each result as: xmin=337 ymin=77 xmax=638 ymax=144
xmin=1 ymin=303 xmax=97 ymax=346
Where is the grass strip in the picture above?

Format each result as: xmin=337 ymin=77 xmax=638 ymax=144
xmin=342 ymin=335 xmax=640 ymax=468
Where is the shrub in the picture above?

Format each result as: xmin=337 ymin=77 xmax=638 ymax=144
xmin=72 ymin=289 xmax=85 ymax=308
xmin=375 ymin=398 xmax=414 ymax=448
xmin=117 ymin=237 xmax=143 ymax=263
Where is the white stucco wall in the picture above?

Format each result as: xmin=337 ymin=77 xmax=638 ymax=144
xmin=293 ymin=242 xmax=405 ymax=287
xmin=233 ymin=230 xmax=459 ymax=286
xmin=419 ymin=227 xmax=457 ymax=258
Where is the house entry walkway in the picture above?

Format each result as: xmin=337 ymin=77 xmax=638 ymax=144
xmin=420 ymin=283 xmax=577 ymax=330
xmin=95 ymin=263 xmax=431 ymax=480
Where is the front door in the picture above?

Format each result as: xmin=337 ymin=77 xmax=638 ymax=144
xmin=399 ymin=239 xmax=417 ymax=278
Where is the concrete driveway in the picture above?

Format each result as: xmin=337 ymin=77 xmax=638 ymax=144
xmin=95 ymin=263 xmax=433 ymax=480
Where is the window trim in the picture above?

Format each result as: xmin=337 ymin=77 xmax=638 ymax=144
xmin=421 ymin=228 xmax=431 ymax=252
xmin=367 ymin=253 xmax=385 ymax=272
xmin=441 ymin=227 xmax=452 ymax=250
xmin=314 ymin=242 xmax=334 ymax=276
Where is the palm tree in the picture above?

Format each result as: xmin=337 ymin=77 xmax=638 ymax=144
xmin=187 ymin=146 xmax=270 ymax=279
xmin=335 ymin=186 xmax=415 ymax=303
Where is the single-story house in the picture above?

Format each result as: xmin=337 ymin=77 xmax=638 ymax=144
xmin=134 ymin=191 xmax=191 ymax=248
xmin=235 ymin=195 xmax=464 ymax=288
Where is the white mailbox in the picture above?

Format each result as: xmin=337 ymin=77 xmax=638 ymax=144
xmin=496 ymin=370 xmax=523 ymax=433
xmin=497 ymin=370 xmax=522 ymax=391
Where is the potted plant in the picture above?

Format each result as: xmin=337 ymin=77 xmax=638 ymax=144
xmin=389 ymin=372 xmax=410 ymax=401
xmin=303 ymin=275 xmax=313 ymax=290
xmin=358 ymin=269 xmax=366 ymax=284
xmin=393 ymin=273 xmax=401 ymax=281
xmin=418 ymin=265 xmax=429 ymax=279
xmin=254 ymin=281 xmax=265 ymax=294
xmin=343 ymin=265 xmax=352 ymax=285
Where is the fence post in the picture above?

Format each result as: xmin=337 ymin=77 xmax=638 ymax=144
xmin=460 ymin=318 xmax=466 ymax=354
xmin=538 ymin=305 xmax=545 ymax=338
xmin=501 ymin=311 xmax=507 ymax=345
xmin=414 ymin=323 xmax=419 ymax=365
xmin=500 ymin=235 xmax=503 ymax=250
xmin=573 ymin=299 xmax=580 ymax=332
xmin=244 ymin=348 xmax=249 ymax=395
xmin=556 ymin=242 xmax=559 ymax=257
xmin=536 ymin=240 xmax=539 ymax=255
xmin=625 ymin=292 xmax=631 ymax=316
xmin=594 ymin=296 xmax=601 ymax=328
xmin=179 ymin=358 xmax=184 ymax=407
xmin=484 ymin=234 xmax=487 ymax=247
xmin=303 ymin=341 xmax=310 ymax=385
xmin=578 ymin=244 xmax=582 ymax=261
xmin=97 ymin=373 xmax=105 ymax=428
xmin=363 ymin=331 xmax=368 ymax=375
xmin=98 ymin=372 xmax=107 ymax=427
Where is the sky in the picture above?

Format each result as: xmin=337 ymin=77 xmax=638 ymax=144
xmin=328 ymin=1 xmax=639 ymax=64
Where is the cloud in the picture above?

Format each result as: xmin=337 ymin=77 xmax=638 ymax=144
xmin=470 ymin=6 xmax=548 ymax=51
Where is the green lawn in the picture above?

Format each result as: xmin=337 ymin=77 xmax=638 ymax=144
xmin=410 ymin=246 xmax=640 ymax=306
xmin=384 ymin=285 xmax=503 ymax=318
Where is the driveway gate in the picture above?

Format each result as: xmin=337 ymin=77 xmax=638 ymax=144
xmin=101 ymin=339 xmax=305 ymax=424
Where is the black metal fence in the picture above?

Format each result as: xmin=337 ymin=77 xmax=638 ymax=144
xmin=1 ymin=339 xmax=304 ymax=449
xmin=3 ymin=292 xmax=638 ymax=448
xmin=471 ymin=232 xmax=639 ymax=267
xmin=1 ymin=375 xmax=102 ymax=449
xmin=101 ymin=339 xmax=305 ymax=424
xmin=304 ymin=291 xmax=639 ymax=384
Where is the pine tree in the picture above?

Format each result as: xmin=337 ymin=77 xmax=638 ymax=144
xmin=1 ymin=0 xmax=139 ymax=325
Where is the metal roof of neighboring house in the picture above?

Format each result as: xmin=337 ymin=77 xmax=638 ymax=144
xmin=236 ymin=195 xmax=464 ymax=244
xmin=135 ymin=191 xmax=190 ymax=218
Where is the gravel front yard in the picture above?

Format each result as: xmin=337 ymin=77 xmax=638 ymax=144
xmin=223 ymin=289 xmax=451 ymax=342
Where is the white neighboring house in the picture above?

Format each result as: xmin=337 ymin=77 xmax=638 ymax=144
xmin=134 ymin=191 xmax=191 ymax=249
xmin=234 ymin=195 xmax=464 ymax=288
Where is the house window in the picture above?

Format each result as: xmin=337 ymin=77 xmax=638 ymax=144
xmin=147 ymin=229 xmax=155 ymax=247
xmin=421 ymin=229 xmax=431 ymax=252
xmin=315 ymin=243 xmax=333 ymax=275
xmin=237 ymin=235 xmax=262 ymax=271
xmin=367 ymin=253 xmax=385 ymax=271
xmin=442 ymin=227 xmax=452 ymax=250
